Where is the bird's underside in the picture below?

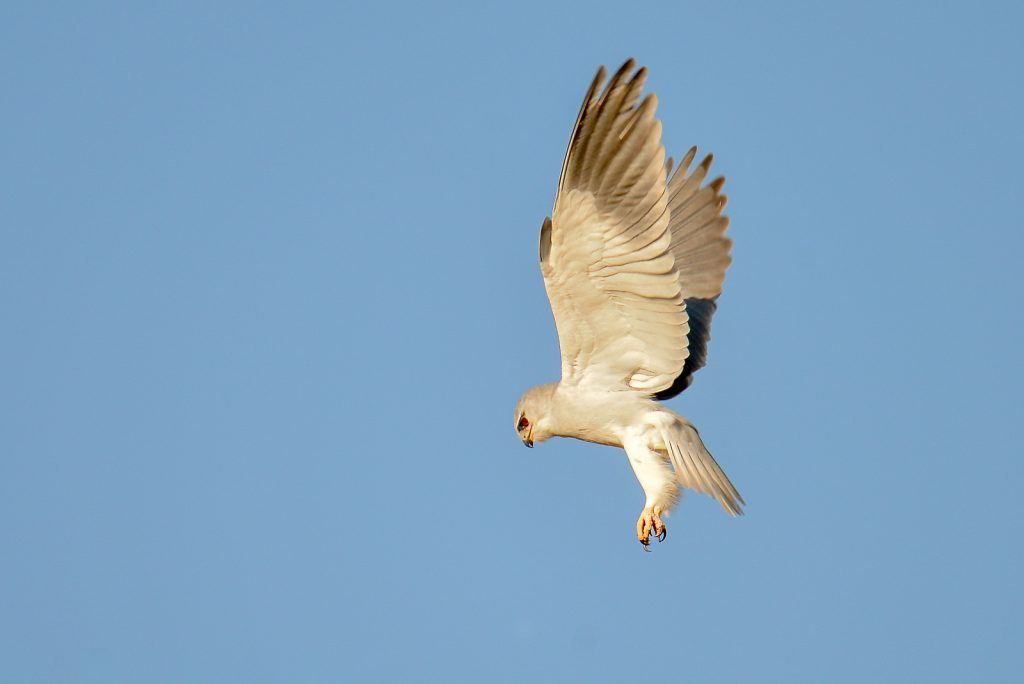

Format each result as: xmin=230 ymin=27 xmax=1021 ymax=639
xmin=514 ymin=59 xmax=742 ymax=550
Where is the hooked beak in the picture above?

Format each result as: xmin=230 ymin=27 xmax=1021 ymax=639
xmin=524 ymin=427 xmax=534 ymax=448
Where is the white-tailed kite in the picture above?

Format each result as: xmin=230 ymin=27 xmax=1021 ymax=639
xmin=514 ymin=59 xmax=743 ymax=549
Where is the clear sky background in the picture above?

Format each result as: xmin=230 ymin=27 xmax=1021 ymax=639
xmin=3 ymin=2 xmax=1022 ymax=682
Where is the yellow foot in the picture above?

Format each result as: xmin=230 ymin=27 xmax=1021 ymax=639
xmin=636 ymin=507 xmax=667 ymax=550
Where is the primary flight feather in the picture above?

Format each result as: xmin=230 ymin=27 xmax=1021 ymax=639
xmin=514 ymin=59 xmax=743 ymax=549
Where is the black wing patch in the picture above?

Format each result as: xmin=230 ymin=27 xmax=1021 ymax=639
xmin=539 ymin=216 xmax=552 ymax=265
xmin=653 ymin=297 xmax=718 ymax=401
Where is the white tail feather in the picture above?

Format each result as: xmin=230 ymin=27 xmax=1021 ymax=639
xmin=656 ymin=415 xmax=744 ymax=515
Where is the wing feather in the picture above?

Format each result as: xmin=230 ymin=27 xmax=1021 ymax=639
xmin=539 ymin=61 xmax=733 ymax=397
xmin=653 ymin=150 xmax=733 ymax=400
xmin=540 ymin=60 xmax=688 ymax=392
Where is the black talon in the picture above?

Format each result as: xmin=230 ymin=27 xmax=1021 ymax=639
xmin=657 ymin=528 xmax=667 ymax=542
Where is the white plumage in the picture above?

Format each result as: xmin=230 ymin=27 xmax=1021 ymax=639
xmin=514 ymin=60 xmax=743 ymax=548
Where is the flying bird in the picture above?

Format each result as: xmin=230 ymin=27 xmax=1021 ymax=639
xmin=514 ymin=59 xmax=743 ymax=549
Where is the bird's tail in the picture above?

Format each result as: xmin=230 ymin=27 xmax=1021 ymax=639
xmin=656 ymin=415 xmax=745 ymax=515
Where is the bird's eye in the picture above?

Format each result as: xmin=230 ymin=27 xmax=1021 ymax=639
xmin=518 ymin=416 xmax=530 ymax=431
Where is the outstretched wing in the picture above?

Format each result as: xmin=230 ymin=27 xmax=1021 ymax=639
xmin=654 ymin=149 xmax=732 ymax=399
xmin=540 ymin=60 xmax=689 ymax=393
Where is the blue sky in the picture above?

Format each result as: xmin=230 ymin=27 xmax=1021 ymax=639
xmin=2 ymin=2 xmax=1022 ymax=681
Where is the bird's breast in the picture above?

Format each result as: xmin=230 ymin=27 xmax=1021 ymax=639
xmin=549 ymin=386 xmax=652 ymax=448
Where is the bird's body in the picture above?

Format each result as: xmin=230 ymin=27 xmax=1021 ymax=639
xmin=520 ymin=382 xmax=648 ymax=448
xmin=515 ymin=60 xmax=743 ymax=548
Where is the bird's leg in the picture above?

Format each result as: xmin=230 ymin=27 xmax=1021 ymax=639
xmin=636 ymin=507 xmax=667 ymax=549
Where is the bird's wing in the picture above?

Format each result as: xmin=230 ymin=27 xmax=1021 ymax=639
xmin=653 ymin=150 xmax=732 ymax=399
xmin=540 ymin=60 xmax=688 ymax=393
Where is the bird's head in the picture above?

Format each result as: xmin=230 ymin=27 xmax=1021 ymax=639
xmin=514 ymin=383 xmax=556 ymax=448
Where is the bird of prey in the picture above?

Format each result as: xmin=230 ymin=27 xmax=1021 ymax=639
xmin=514 ymin=59 xmax=743 ymax=549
